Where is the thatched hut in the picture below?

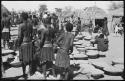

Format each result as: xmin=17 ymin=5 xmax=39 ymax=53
xmin=80 ymin=6 xmax=108 ymax=27
xmin=1 ymin=4 xmax=10 ymax=16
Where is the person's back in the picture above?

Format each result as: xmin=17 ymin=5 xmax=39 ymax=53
xmin=62 ymin=32 xmax=74 ymax=52
xmin=95 ymin=34 xmax=109 ymax=52
xmin=56 ymin=23 xmax=74 ymax=52
xmin=18 ymin=20 xmax=33 ymax=44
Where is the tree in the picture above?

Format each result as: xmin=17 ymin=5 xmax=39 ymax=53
xmin=39 ymin=4 xmax=48 ymax=14
xmin=62 ymin=6 xmax=73 ymax=17
xmin=55 ymin=8 xmax=62 ymax=17
xmin=108 ymin=1 xmax=124 ymax=11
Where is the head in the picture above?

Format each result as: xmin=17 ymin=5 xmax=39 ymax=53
xmin=33 ymin=15 xmax=36 ymax=18
xmin=65 ymin=22 xmax=73 ymax=32
xmin=78 ymin=17 xmax=80 ymax=20
xmin=104 ymin=17 xmax=107 ymax=21
xmin=21 ymin=12 xmax=28 ymax=21
xmin=99 ymin=34 xmax=104 ymax=38
xmin=44 ymin=12 xmax=47 ymax=14
xmin=47 ymin=13 xmax=50 ymax=17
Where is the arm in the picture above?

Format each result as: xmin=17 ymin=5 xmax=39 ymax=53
xmin=18 ymin=25 xmax=23 ymax=47
xmin=69 ymin=35 xmax=75 ymax=54
xmin=56 ymin=33 xmax=64 ymax=46
xmin=40 ymin=29 xmax=46 ymax=48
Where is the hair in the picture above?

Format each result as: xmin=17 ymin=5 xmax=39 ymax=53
xmin=21 ymin=12 xmax=28 ymax=20
xmin=99 ymin=34 xmax=104 ymax=38
xmin=65 ymin=22 xmax=73 ymax=32
xmin=104 ymin=17 xmax=107 ymax=21
xmin=33 ymin=15 xmax=36 ymax=18
xmin=44 ymin=12 xmax=47 ymax=14
xmin=78 ymin=17 xmax=80 ymax=20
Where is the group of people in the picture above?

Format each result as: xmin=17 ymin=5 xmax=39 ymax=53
xmin=1 ymin=10 xmax=111 ymax=80
xmin=114 ymin=23 xmax=124 ymax=36
xmin=1 ymin=11 xmax=77 ymax=80
xmin=17 ymin=12 xmax=76 ymax=80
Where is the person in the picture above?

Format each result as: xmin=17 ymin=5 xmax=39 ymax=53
xmin=75 ymin=17 xmax=81 ymax=36
xmin=38 ymin=19 xmax=55 ymax=79
xmin=32 ymin=15 xmax=38 ymax=39
xmin=89 ymin=20 xmax=93 ymax=35
xmin=54 ymin=22 xmax=74 ymax=80
xmin=58 ymin=21 xmax=65 ymax=37
xmin=51 ymin=13 xmax=59 ymax=37
xmin=118 ymin=24 xmax=123 ymax=36
xmin=2 ymin=13 xmax=11 ymax=49
xmin=102 ymin=17 xmax=109 ymax=38
xmin=95 ymin=34 xmax=109 ymax=54
xmin=114 ymin=24 xmax=119 ymax=36
xmin=18 ymin=12 xmax=34 ymax=79
xmin=93 ymin=24 xmax=100 ymax=33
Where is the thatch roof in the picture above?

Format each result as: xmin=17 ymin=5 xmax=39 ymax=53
xmin=81 ymin=6 xmax=107 ymax=19
xmin=109 ymin=7 xmax=124 ymax=17
xmin=1 ymin=4 xmax=10 ymax=15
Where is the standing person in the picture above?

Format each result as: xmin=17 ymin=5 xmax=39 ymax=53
xmin=38 ymin=19 xmax=55 ymax=79
xmin=18 ymin=12 xmax=34 ymax=79
xmin=55 ymin=23 xmax=74 ymax=80
xmin=2 ymin=13 xmax=11 ymax=49
xmin=118 ymin=24 xmax=124 ymax=36
xmin=32 ymin=15 xmax=38 ymax=39
xmin=89 ymin=20 xmax=93 ymax=35
xmin=102 ymin=17 xmax=109 ymax=38
xmin=75 ymin=17 xmax=81 ymax=36
xmin=114 ymin=24 xmax=119 ymax=36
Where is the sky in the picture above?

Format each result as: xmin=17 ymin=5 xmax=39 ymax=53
xmin=1 ymin=1 xmax=123 ymax=13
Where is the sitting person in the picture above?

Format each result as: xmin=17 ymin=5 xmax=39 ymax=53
xmin=95 ymin=34 xmax=109 ymax=53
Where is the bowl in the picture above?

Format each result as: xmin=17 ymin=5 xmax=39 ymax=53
xmin=112 ymin=58 xmax=124 ymax=65
xmin=77 ymin=48 xmax=87 ymax=52
xmin=86 ymin=50 xmax=99 ymax=59
xmin=103 ymin=66 xmax=123 ymax=76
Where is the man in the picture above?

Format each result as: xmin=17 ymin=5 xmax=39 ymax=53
xmin=102 ymin=17 xmax=109 ymax=38
xmin=75 ymin=17 xmax=81 ymax=36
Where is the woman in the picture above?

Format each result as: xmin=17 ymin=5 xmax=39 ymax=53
xmin=95 ymin=34 xmax=109 ymax=53
xmin=18 ymin=12 xmax=34 ymax=79
xmin=2 ymin=13 xmax=11 ymax=49
xmin=55 ymin=22 xmax=74 ymax=80
xmin=38 ymin=19 xmax=55 ymax=79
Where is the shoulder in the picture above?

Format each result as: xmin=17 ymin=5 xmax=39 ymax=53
xmin=19 ymin=23 xmax=24 ymax=29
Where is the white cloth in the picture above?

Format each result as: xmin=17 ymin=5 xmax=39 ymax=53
xmin=2 ymin=28 xmax=9 ymax=32
xmin=115 ymin=26 xmax=119 ymax=33
xmin=43 ymin=14 xmax=47 ymax=18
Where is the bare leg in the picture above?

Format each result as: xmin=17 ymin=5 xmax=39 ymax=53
xmin=64 ymin=72 xmax=69 ymax=80
xmin=42 ymin=63 xmax=47 ymax=79
xmin=52 ymin=65 xmax=56 ymax=77
xmin=22 ymin=63 xmax=27 ymax=79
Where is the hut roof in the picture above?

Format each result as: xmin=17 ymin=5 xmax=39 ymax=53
xmin=1 ymin=4 xmax=10 ymax=15
xmin=81 ymin=6 xmax=107 ymax=19
xmin=109 ymin=7 xmax=124 ymax=17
